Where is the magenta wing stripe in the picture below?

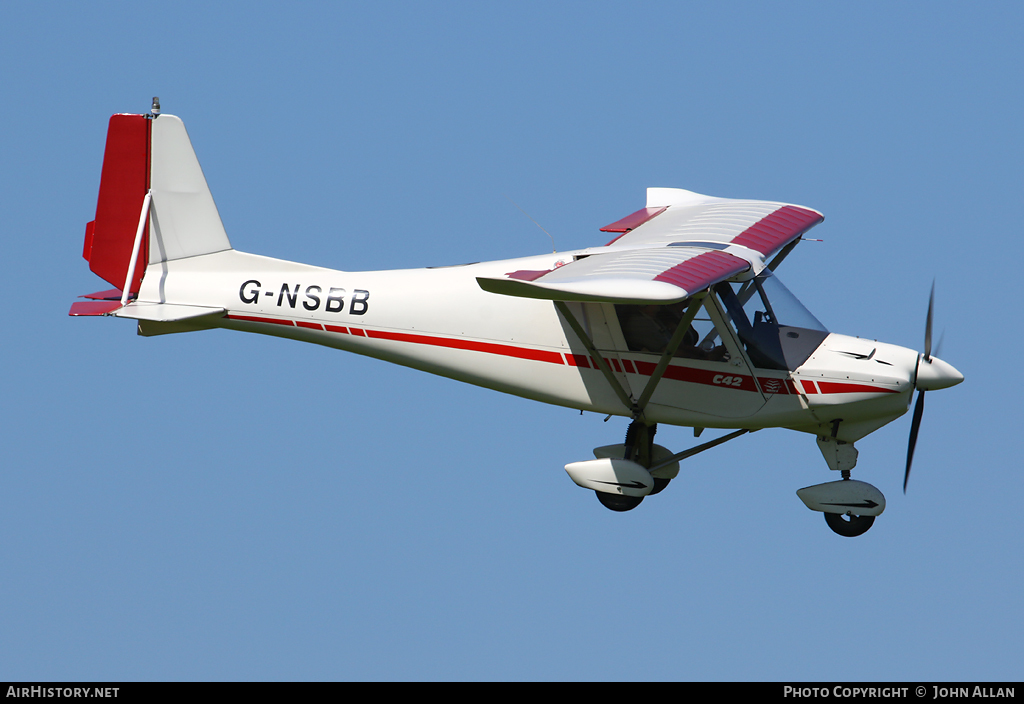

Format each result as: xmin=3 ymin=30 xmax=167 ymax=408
xmin=730 ymin=205 xmax=823 ymax=255
xmin=653 ymin=250 xmax=748 ymax=293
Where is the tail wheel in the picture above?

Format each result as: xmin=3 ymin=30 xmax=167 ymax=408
xmin=595 ymin=491 xmax=644 ymax=512
xmin=824 ymin=511 xmax=875 ymax=537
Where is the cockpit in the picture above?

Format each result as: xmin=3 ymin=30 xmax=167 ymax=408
xmin=615 ymin=270 xmax=828 ymax=371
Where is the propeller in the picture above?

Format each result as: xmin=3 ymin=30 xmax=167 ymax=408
xmin=904 ymin=283 xmax=934 ymax=492
xmin=903 ymin=281 xmax=966 ymax=492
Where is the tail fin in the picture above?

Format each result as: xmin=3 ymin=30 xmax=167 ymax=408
xmin=147 ymin=114 xmax=232 ymax=264
xmin=76 ymin=112 xmax=232 ymax=307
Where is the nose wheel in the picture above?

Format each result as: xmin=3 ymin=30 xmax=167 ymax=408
xmin=823 ymin=511 xmax=875 ymax=537
xmin=798 ymin=475 xmax=885 ymax=537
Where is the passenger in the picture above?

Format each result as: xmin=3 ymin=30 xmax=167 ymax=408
xmin=620 ymin=304 xmax=728 ymax=361
xmin=621 ymin=305 xmax=672 ymax=354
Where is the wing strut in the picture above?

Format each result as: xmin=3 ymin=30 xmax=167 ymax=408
xmin=766 ymin=238 xmax=800 ymax=272
xmin=554 ymin=301 xmax=636 ymax=414
xmin=556 ymin=294 xmax=706 ymax=421
xmin=634 ymin=295 xmax=706 ymax=412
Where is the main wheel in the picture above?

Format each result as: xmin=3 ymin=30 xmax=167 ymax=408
xmin=648 ymin=477 xmax=671 ymax=495
xmin=824 ymin=511 xmax=875 ymax=537
xmin=596 ymin=491 xmax=644 ymax=512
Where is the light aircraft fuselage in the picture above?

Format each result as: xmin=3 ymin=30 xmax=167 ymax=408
xmin=72 ymin=107 xmax=963 ymax=535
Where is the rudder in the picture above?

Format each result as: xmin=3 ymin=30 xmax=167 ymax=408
xmin=83 ymin=114 xmax=151 ymax=295
xmin=78 ymin=111 xmax=232 ymax=300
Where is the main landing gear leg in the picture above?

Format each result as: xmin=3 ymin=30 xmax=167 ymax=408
xmin=575 ymin=426 xmax=751 ymax=513
xmin=595 ymin=419 xmax=659 ymax=512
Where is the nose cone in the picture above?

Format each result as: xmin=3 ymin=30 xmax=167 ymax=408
xmin=916 ymin=355 xmax=964 ymax=391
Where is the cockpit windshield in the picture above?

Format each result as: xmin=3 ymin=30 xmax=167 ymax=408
xmin=714 ymin=270 xmax=828 ymax=370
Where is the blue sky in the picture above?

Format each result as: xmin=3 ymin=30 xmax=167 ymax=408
xmin=1 ymin=1 xmax=1021 ymax=681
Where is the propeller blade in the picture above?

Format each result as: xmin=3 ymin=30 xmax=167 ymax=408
xmin=904 ymin=389 xmax=926 ymax=492
xmin=924 ymin=281 xmax=934 ymax=362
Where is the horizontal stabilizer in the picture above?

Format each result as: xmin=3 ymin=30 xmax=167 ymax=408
xmin=80 ymin=288 xmax=123 ymax=300
xmin=69 ymin=300 xmax=123 ymax=316
xmin=111 ymin=302 xmax=225 ymax=323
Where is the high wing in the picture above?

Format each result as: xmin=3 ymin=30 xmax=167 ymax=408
xmin=600 ymin=187 xmax=823 ymax=257
xmin=477 ymin=188 xmax=823 ymax=304
xmin=477 ymin=246 xmax=750 ymax=304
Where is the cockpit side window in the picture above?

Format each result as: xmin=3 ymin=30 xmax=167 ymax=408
xmin=614 ymin=302 xmax=730 ymax=362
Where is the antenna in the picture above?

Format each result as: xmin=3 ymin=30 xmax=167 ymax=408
xmin=504 ymin=194 xmax=556 ymax=253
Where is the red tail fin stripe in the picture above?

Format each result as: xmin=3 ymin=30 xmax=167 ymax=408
xmin=88 ymin=114 xmax=151 ymax=293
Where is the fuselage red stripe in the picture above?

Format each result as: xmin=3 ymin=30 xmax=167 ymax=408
xmin=228 ymin=314 xmax=294 ymax=326
xmin=362 ymin=328 xmax=565 ymax=364
xmin=225 ymin=314 xmax=894 ymax=397
xmin=817 ymin=381 xmax=899 ymax=395
xmin=565 ymin=353 xmax=591 ymax=368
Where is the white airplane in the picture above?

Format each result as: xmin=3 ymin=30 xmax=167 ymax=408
xmin=71 ymin=101 xmax=963 ymax=536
